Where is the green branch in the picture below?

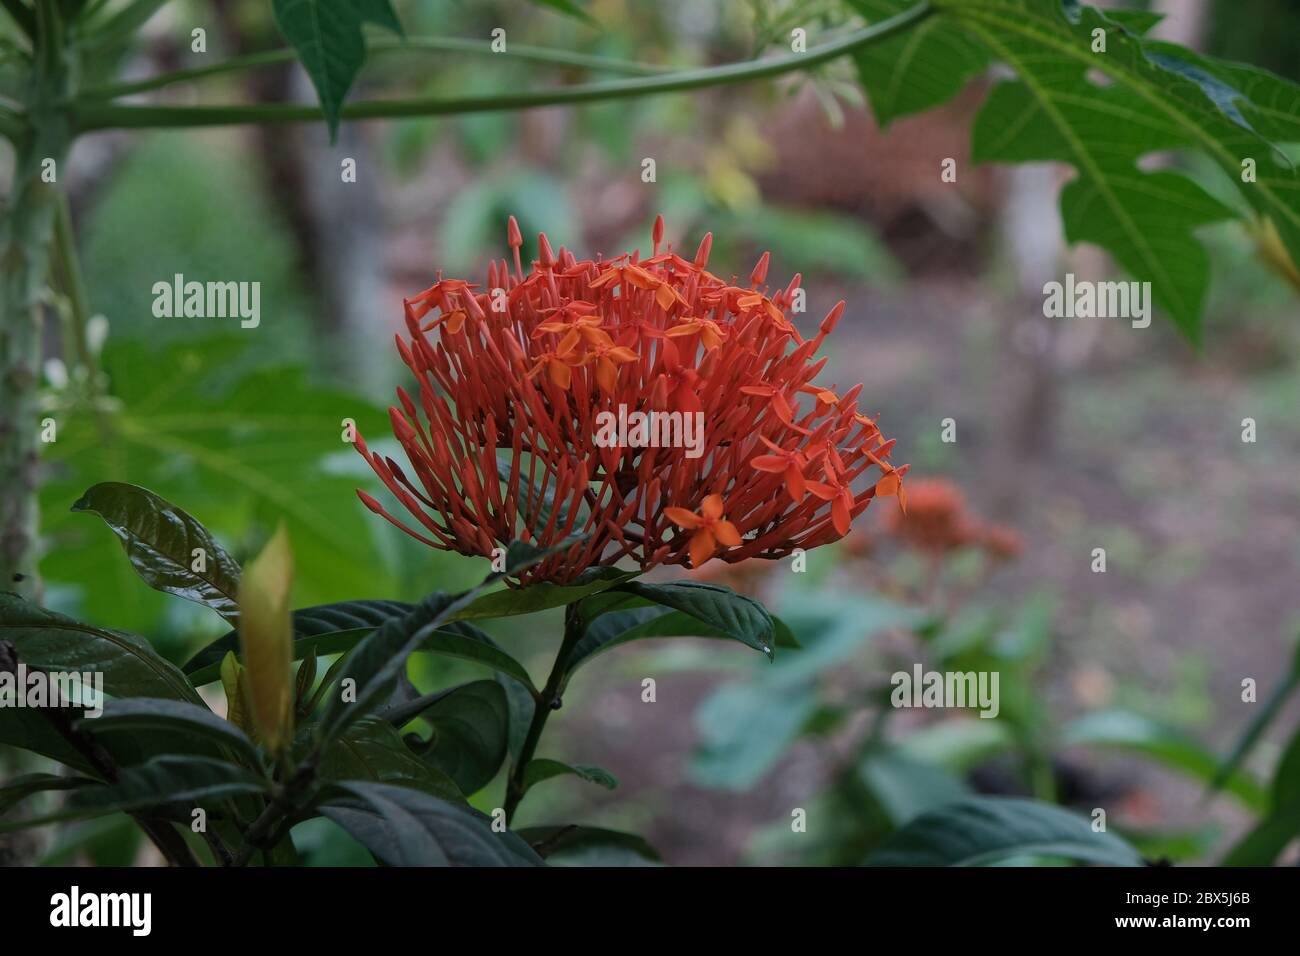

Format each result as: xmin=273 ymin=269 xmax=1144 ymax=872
xmin=80 ymin=36 xmax=671 ymax=100
xmin=503 ymin=603 xmax=585 ymax=825
xmin=72 ymin=3 xmax=932 ymax=131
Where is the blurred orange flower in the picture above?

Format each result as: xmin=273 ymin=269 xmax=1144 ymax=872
xmin=885 ymin=478 xmax=976 ymax=555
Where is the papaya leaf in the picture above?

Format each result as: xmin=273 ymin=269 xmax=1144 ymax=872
xmin=271 ymin=0 xmax=403 ymax=141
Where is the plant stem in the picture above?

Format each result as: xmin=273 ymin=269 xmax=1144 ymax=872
xmin=229 ymin=754 xmax=317 ymax=866
xmin=72 ymin=4 xmax=933 ymax=131
xmin=79 ymin=37 xmax=670 ymax=100
xmin=503 ymin=602 xmax=585 ymax=824
xmin=0 ymin=0 xmax=71 ymax=598
xmin=50 ymin=193 xmax=101 ymax=389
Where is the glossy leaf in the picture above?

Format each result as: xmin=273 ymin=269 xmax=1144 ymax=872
xmin=318 ymin=781 xmax=543 ymax=866
xmin=865 ymin=796 xmax=1144 ymax=867
xmin=586 ymin=581 xmax=776 ymax=662
xmin=71 ymin=482 xmax=242 ymax=623
xmin=563 ymin=601 xmax=784 ymax=691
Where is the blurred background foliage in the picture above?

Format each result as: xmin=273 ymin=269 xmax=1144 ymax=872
xmin=4 ymin=0 xmax=1300 ymax=865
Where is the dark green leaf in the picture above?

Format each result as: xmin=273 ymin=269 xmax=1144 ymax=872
xmin=521 ymin=758 xmax=617 ymax=796
xmin=0 ymin=593 xmax=200 ymax=703
xmin=587 ymin=580 xmax=775 ymax=661
xmin=865 ymin=796 xmax=1143 ymax=867
xmin=456 ymin=567 xmax=638 ymax=622
xmin=318 ymin=717 xmax=464 ymax=804
xmin=0 ymin=755 xmax=267 ymax=832
xmin=562 ymin=601 xmax=800 ymax=692
xmin=184 ymin=599 xmax=411 ymax=681
xmin=407 ymin=622 xmax=537 ymax=695
xmin=406 ymin=680 xmax=509 ymax=796
xmin=271 ymin=0 xmax=403 ymax=140
xmin=497 ymin=673 xmax=536 ymax=762
xmin=81 ymin=698 xmax=259 ymax=766
xmin=315 ymin=539 xmax=567 ymax=744
xmin=71 ymin=482 xmax=242 ymax=623
xmin=318 ymin=781 xmax=542 ymax=866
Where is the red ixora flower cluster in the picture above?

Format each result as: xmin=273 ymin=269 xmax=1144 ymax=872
xmin=354 ymin=216 xmax=907 ymax=584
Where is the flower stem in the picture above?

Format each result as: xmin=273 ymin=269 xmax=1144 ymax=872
xmin=503 ymin=602 xmax=585 ymax=825
xmin=71 ymin=3 xmax=933 ymax=131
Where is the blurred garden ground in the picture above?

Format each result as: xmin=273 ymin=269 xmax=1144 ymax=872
xmin=10 ymin=0 xmax=1300 ymax=864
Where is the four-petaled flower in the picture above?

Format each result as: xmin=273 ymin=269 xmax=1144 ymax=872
xmin=665 ymin=494 xmax=743 ymax=568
